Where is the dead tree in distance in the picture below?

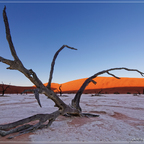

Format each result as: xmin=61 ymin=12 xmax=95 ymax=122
xmin=0 ymin=82 xmax=10 ymax=96
xmin=0 ymin=6 xmax=144 ymax=138
xmin=58 ymin=84 xmax=63 ymax=96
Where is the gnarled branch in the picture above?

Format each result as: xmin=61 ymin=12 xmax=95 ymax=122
xmin=3 ymin=6 xmax=20 ymax=61
xmin=1 ymin=6 xmax=69 ymax=112
xmin=0 ymin=6 xmax=96 ymax=139
xmin=47 ymin=45 xmax=77 ymax=89
xmin=1 ymin=6 xmax=144 ymax=139
xmin=0 ymin=110 xmax=60 ymax=138
xmin=71 ymin=67 xmax=144 ymax=111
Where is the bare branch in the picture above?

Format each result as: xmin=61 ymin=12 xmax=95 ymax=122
xmin=107 ymin=71 xmax=120 ymax=79
xmin=22 ymin=88 xmax=42 ymax=107
xmin=0 ymin=110 xmax=60 ymax=138
xmin=0 ymin=56 xmax=14 ymax=69
xmin=47 ymin=45 xmax=77 ymax=89
xmin=91 ymin=79 xmax=97 ymax=85
xmin=1 ymin=7 xmax=144 ymax=138
xmin=0 ymin=6 xmax=70 ymax=111
xmin=1 ymin=7 xmax=83 ymax=119
xmin=3 ymin=6 xmax=20 ymax=61
xmin=71 ymin=67 xmax=144 ymax=111
xmin=34 ymin=89 xmax=42 ymax=107
xmin=107 ymin=67 xmax=144 ymax=77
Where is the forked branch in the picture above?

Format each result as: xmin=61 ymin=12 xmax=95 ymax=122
xmin=1 ymin=6 xmax=69 ymax=111
xmin=0 ymin=6 xmax=95 ymax=139
xmin=71 ymin=67 xmax=144 ymax=111
xmin=1 ymin=6 xmax=144 ymax=139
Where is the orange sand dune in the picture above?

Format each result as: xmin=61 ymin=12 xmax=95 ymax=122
xmin=42 ymin=77 xmax=144 ymax=94
xmin=0 ymin=83 xmax=57 ymax=94
xmin=61 ymin=77 xmax=144 ymax=92
xmin=1 ymin=77 xmax=144 ymax=94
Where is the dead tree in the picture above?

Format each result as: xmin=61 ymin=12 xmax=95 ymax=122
xmin=59 ymin=85 xmax=62 ymax=96
xmin=0 ymin=82 xmax=10 ymax=96
xmin=0 ymin=6 xmax=144 ymax=138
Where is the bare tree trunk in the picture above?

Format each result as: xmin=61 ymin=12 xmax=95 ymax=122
xmin=0 ymin=6 xmax=144 ymax=138
xmin=0 ymin=6 xmax=83 ymax=138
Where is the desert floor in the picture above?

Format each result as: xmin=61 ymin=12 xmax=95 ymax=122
xmin=0 ymin=94 xmax=144 ymax=144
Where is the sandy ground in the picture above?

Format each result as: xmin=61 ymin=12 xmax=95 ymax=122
xmin=0 ymin=94 xmax=144 ymax=144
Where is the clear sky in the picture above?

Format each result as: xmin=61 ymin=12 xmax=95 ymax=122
xmin=0 ymin=1 xmax=144 ymax=86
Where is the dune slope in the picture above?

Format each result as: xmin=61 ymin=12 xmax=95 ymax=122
xmin=1 ymin=77 xmax=144 ymax=94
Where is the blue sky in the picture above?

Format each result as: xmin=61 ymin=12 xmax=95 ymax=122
xmin=0 ymin=1 xmax=144 ymax=86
